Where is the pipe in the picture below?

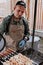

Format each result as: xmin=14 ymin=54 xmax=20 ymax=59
xmin=32 ymin=0 xmax=37 ymax=49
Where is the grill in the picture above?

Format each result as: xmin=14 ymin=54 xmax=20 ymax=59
xmin=0 ymin=48 xmax=18 ymax=64
xmin=0 ymin=48 xmax=43 ymax=65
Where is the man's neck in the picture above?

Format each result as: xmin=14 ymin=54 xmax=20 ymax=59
xmin=13 ymin=15 xmax=21 ymax=21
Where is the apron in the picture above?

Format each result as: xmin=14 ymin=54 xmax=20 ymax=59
xmin=5 ymin=17 xmax=24 ymax=51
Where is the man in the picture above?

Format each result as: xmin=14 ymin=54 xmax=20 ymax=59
xmin=0 ymin=1 xmax=30 ymax=51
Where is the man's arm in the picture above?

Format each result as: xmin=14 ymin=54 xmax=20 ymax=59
xmin=0 ymin=15 xmax=11 ymax=35
xmin=22 ymin=17 xmax=30 ymax=40
xmin=0 ymin=18 xmax=6 ymax=34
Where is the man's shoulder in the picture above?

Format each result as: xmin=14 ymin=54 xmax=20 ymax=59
xmin=4 ymin=14 xmax=14 ymax=21
xmin=21 ymin=17 xmax=28 ymax=24
xmin=21 ymin=16 xmax=27 ymax=21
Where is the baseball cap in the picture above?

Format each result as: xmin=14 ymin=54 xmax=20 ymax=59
xmin=16 ymin=1 xmax=26 ymax=8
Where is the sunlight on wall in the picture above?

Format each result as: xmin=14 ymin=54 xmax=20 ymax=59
xmin=0 ymin=0 xmax=9 ymax=3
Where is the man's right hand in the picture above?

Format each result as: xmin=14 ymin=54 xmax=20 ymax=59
xmin=18 ymin=39 xmax=26 ymax=48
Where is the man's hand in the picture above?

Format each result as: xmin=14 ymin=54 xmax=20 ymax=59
xmin=18 ymin=40 xmax=26 ymax=48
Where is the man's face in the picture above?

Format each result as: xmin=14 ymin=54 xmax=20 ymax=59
xmin=14 ymin=5 xmax=25 ymax=19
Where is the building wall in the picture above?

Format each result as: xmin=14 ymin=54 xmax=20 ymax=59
xmin=29 ymin=0 xmax=43 ymax=37
xmin=0 ymin=0 xmax=11 ymax=17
